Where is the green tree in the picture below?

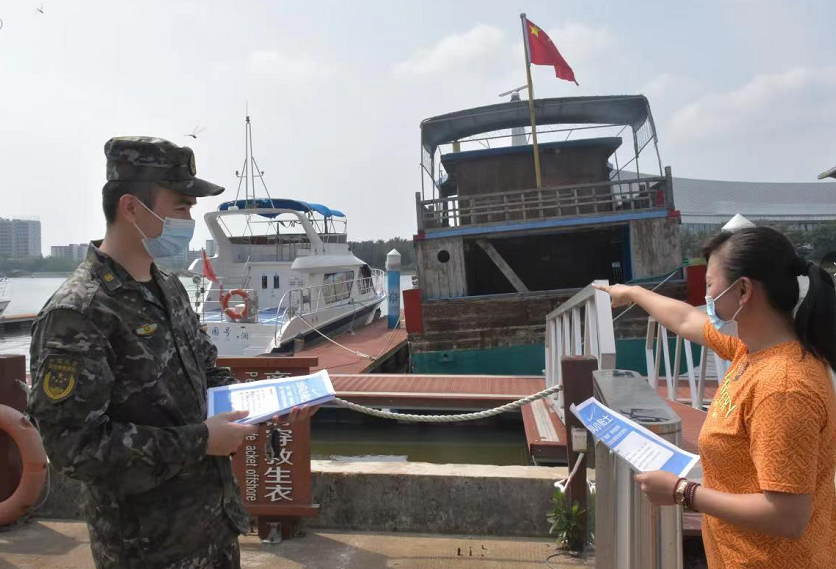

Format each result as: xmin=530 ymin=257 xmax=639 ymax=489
xmin=348 ymin=238 xmax=415 ymax=271
xmin=679 ymin=229 xmax=715 ymax=263
xmin=805 ymin=222 xmax=836 ymax=262
xmin=680 ymin=222 xmax=836 ymax=265
xmin=0 ymin=256 xmax=82 ymax=276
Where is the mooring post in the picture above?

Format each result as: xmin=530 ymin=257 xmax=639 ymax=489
xmin=386 ymin=249 xmax=401 ymax=330
xmin=561 ymin=356 xmax=597 ymax=551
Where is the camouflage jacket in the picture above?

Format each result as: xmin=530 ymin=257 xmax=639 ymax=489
xmin=28 ymin=243 xmax=249 ymax=568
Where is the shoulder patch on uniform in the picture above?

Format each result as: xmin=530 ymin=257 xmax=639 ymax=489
xmin=42 ymin=355 xmax=79 ymax=402
xmin=95 ymin=266 xmax=123 ymax=292
xmin=135 ymin=323 xmax=158 ymax=336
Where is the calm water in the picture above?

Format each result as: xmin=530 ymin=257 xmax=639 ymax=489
xmin=311 ymin=422 xmax=530 ymax=466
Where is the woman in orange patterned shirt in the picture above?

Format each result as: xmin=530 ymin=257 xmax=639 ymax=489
xmin=595 ymin=227 xmax=836 ymax=568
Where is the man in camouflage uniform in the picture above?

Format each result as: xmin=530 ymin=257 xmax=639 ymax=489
xmin=28 ymin=137 xmax=314 ymax=568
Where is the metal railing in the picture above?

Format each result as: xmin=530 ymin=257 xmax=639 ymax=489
xmin=645 ymin=315 xmax=729 ymax=409
xmin=544 ymin=280 xmax=616 ymax=422
xmin=417 ymin=175 xmax=670 ymax=231
xmin=593 ymin=369 xmax=685 ymax=569
xmin=197 ymin=269 xmax=386 ymax=326
xmin=279 ymin=269 xmax=385 ymax=320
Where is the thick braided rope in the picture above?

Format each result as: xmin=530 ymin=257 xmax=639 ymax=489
xmin=332 ymin=384 xmax=563 ymax=423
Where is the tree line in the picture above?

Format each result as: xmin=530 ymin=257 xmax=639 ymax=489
xmin=2 ymin=225 xmax=830 ymax=277
xmin=348 ymin=237 xmax=416 ymax=271
xmin=0 ymin=237 xmax=418 ymax=276
xmin=680 ymin=221 xmax=836 ymax=263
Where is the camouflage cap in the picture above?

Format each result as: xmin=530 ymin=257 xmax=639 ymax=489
xmin=104 ymin=136 xmax=224 ymax=197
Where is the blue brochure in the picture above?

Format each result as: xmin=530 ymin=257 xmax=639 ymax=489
xmin=207 ymin=370 xmax=335 ymax=425
xmin=571 ymin=397 xmax=700 ymax=477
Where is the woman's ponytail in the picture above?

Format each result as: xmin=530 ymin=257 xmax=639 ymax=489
xmin=795 ymin=260 xmax=836 ymax=371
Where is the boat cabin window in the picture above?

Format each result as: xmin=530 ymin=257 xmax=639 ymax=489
xmin=323 ymin=271 xmax=354 ymax=304
xmin=273 ymin=275 xmax=280 ymax=289
xmin=261 ymin=275 xmax=268 ymax=289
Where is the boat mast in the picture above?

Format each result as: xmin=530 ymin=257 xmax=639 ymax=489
xmin=233 ymin=112 xmax=273 ymax=205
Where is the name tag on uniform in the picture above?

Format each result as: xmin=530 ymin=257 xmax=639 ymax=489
xmin=135 ymin=323 xmax=158 ymax=337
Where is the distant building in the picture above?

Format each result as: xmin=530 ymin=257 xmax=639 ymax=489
xmin=205 ymin=239 xmax=216 ymax=257
xmin=619 ymin=173 xmax=836 ymax=233
xmin=0 ymin=218 xmax=41 ymax=258
xmin=675 ymin=177 xmax=836 ymax=233
xmin=50 ymin=243 xmax=89 ymax=262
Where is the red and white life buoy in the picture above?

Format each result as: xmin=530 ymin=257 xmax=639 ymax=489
xmin=221 ymin=289 xmax=250 ymax=321
xmin=0 ymin=404 xmax=47 ymax=526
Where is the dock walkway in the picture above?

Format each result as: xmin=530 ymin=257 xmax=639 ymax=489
xmin=0 ymin=520 xmax=592 ymax=569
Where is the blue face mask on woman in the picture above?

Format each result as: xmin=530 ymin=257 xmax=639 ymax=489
xmin=705 ymin=278 xmax=744 ymax=337
xmin=134 ymin=200 xmax=195 ymax=259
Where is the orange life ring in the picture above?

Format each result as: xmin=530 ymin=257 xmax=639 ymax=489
xmin=0 ymin=404 xmax=47 ymax=526
xmin=221 ymin=289 xmax=250 ymax=320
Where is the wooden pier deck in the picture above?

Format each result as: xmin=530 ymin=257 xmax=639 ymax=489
xmin=0 ymin=313 xmax=37 ymax=333
xmin=330 ymin=374 xmax=544 ymax=410
xmin=300 ymin=318 xmax=408 ymax=374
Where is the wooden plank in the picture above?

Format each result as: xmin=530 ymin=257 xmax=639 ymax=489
xmin=522 ymin=399 xmax=567 ymax=460
xmin=475 ymin=238 xmax=529 ymax=293
xmin=531 ymin=399 xmax=560 ymax=441
xmin=419 ymin=176 xmax=666 ymax=205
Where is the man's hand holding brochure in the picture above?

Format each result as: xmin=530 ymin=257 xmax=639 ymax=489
xmin=202 ymin=370 xmax=333 ymax=456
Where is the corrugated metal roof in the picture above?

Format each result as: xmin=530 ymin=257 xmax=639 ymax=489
xmin=673 ymin=176 xmax=836 ymax=221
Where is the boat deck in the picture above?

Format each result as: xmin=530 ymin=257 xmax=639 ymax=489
xmin=201 ymin=306 xmax=286 ymax=324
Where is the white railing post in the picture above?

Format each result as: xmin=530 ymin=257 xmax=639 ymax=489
xmin=683 ymin=339 xmax=697 ymax=407
xmin=645 ymin=319 xmax=657 ymax=389
xmin=660 ymin=325 xmax=673 ymax=398
xmin=545 ymin=279 xmax=616 ymax=421
xmin=572 ymin=307 xmax=582 ymax=355
xmin=645 ymin=313 xmax=728 ymax=409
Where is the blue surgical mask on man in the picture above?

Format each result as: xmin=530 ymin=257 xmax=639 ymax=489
xmin=705 ymin=278 xmax=744 ymax=337
xmin=134 ymin=199 xmax=195 ymax=259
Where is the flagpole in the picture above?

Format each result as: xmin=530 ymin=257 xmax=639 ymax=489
xmin=520 ymin=13 xmax=542 ymax=191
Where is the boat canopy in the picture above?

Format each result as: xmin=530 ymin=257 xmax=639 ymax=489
xmin=420 ymin=95 xmax=655 ymax=157
xmin=218 ymin=199 xmax=345 ymax=218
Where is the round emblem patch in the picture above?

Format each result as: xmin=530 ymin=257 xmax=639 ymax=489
xmin=42 ymin=356 xmax=79 ymax=402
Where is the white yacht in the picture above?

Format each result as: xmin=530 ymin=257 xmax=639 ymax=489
xmin=188 ymin=117 xmax=386 ymax=357
xmin=0 ymin=278 xmax=9 ymax=318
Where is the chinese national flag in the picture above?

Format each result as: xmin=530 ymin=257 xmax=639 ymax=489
xmin=525 ymin=18 xmax=578 ymax=85
xmin=202 ymin=249 xmax=219 ymax=283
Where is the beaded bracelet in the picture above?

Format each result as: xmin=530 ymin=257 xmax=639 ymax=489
xmin=684 ymin=481 xmax=701 ymax=512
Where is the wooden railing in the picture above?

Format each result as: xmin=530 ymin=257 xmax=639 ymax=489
xmin=417 ymin=173 xmax=671 ymax=231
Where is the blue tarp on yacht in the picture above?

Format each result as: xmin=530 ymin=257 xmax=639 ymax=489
xmin=218 ymin=199 xmax=345 ymax=218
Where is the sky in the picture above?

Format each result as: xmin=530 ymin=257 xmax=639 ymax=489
xmin=0 ymin=0 xmax=834 ymax=255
